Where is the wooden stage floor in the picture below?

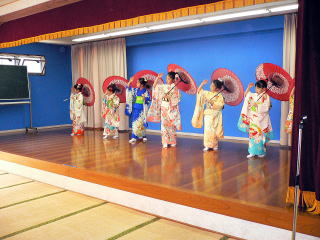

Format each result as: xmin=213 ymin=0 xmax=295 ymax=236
xmin=0 ymin=127 xmax=319 ymax=237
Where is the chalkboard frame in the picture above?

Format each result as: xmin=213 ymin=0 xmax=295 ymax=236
xmin=0 ymin=65 xmax=31 ymax=101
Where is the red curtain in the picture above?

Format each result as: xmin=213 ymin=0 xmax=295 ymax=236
xmin=0 ymin=0 xmax=218 ymax=43
xmin=288 ymin=0 xmax=320 ymax=213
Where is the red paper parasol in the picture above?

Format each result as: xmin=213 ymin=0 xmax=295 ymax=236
xmin=256 ymin=63 xmax=294 ymax=101
xmin=76 ymin=77 xmax=95 ymax=106
xmin=132 ymin=70 xmax=162 ymax=96
xmin=102 ymin=76 xmax=128 ymax=103
xmin=132 ymin=70 xmax=160 ymax=88
xmin=211 ymin=68 xmax=244 ymax=106
xmin=167 ymin=64 xmax=197 ymax=95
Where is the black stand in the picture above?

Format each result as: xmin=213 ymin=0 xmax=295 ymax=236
xmin=25 ymin=127 xmax=38 ymax=134
xmin=25 ymin=99 xmax=38 ymax=134
xmin=291 ymin=115 xmax=307 ymax=240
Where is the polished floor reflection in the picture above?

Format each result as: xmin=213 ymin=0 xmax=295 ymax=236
xmin=0 ymin=127 xmax=290 ymax=208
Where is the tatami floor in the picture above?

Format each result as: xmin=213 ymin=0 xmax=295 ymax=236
xmin=0 ymin=171 xmax=238 ymax=240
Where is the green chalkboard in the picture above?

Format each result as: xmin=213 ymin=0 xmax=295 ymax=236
xmin=0 ymin=65 xmax=30 ymax=100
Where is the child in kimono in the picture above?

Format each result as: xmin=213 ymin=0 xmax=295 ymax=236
xmin=238 ymin=80 xmax=273 ymax=158
xmin=70 ymin=84 xmax=86 ymax=136
xmin=285 ymin=87 xmax=295 ymax=134
xmin=125 ymin=77 xmax=151 ymax=144
xmin=148 ymin=72 xmax=181 ymax=148
xmin=102 ymin=84 xmax=120 ymax=139
xmin=192 ymin=79 xmax=224 ymax=151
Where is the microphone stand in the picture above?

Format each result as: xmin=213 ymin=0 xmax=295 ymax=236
xmin=291 ymin=115 xmax=308 ymax=240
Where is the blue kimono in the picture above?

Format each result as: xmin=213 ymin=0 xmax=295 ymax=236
xmin=125 ymin=87 xmax=151 ymax=139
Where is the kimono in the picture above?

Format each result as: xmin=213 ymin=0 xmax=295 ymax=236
xmin=70 ymin=92 xmax=86 ymax=135
xmin=238 ymin=92 xmax=273 ymax=156
xmin=148 ymin=83 xmax=181 ymax=145
xmin=125 ymin=87 xmax=151 ymax=139
xmin=102 ymin=93 xmax=120 ymax=137
xmin=192 ymin=89 xmax=224 ymax=149
xmin=285 ymin=91 xmax=294 ymax=134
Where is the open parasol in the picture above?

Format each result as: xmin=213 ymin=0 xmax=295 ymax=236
xmin=211 ymin=68 xmax=244 ymax=106
xmin=102 ymin=76 xmax=128 ymax=103
xmin=256 ymin=63 xmax=294 ymax=101
xmin=76 ymin=77 xmax=95 ymax=106
xmin=167 ymin=64 xmax=197 ymax=95
xmin=132 ymin=70 xmax=162 ymax=96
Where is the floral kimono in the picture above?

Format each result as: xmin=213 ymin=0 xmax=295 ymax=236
xmin=148 ymin=83 xmax=181 ymax=146
xmin=285 ymin=91 xmax=294 ymax=134
xmin=238 ymin=92 xmax=273 ymax=156
xmin=102 ymin=93 xmax=120 ymax=137
xmin=125 ymin=87 xmax=151 ymax=139
xmin=70 ymin=92 xmax=86 ymax=135
xmin=192 ymin=89 xmax=224 ymax=149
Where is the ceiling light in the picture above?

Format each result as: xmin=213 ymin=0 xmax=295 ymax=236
xmin=72 ymin=34 xmax=106 ymax=42
xmin=269 ymin=4 xmax=298 ymax=13
xmin=202 ymin=9 xmax=269 ymax=22
xmin=149 ymin=19 xmax=203 ymax=30
xmin=105 ymin=27 xmax=149 ymax=37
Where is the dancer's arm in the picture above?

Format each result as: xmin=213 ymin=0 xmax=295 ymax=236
xmin=244 ymin=82 xmax=254 ymax=97
xmin=197 ymin=79 xmax=208 ymax=94
xmin=153 ymin=73 xmax=163 ymax=87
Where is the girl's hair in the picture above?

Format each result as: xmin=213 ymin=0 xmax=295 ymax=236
xmin=73 ymin=84 xmax=83 ymax=91
xmin=138 ymin=77 xmax=150 ymax=89
xmin=107 ymin=83 xmax=120 ymax=93
xmin=212 ymin=79 xmax=223 ymax=90
xmin=255 ymin=80 xmax=267 ymax=89
xmin=167 ymin=71 xmax=176 ymax=81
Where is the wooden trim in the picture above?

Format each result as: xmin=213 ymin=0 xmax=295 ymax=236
xmin=0 ymin=0 xmax=19 ymax=8
xmin=0 ymin=0 xmax=81 ymax=23
xmin=0 ymin=151 xmax=319 ymax=237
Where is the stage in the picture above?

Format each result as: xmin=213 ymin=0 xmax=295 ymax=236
xmin=0 ymin=127 xmax=319 ymax=239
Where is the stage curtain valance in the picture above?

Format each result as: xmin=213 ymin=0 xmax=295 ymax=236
xmin=0 ymin=0 xmax=281 ymax=48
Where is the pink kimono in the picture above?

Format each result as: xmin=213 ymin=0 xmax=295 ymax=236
xmin=148 ymin=83 xmax=181 ymax=145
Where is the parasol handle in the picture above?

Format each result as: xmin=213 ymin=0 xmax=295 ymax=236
xmin=208 ymin=88 xmax=224 ymax=102
xmin=255 ymin=83 xmax=274 ymax=102
xmin=164 ymin=77 xmax=183 ymax=96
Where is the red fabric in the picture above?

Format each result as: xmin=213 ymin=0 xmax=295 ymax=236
xmin=167 ymin=64 xmax=197 ymax=95
xmin=289 ymin=0 xmax=320 ymax=201
xmin=76 ymin=77 xmax=95 ymax=106
xmin=255 ymin=63 xmax=294 ymax=101
xmin=102 ymin=76 xmax=128 ymax=103
xmin=132 ymin=70 xmax=159 ymax=97
xmin=132 ymin=70 xmax=158 ymax=88
xmin=211 ymin=68 xmax=244 ymax=106
xmin=0 ymin=0 xmax=217 ymax=43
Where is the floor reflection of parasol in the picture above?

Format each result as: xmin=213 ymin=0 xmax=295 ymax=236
xmin=255 ymin=63 xmax=294 ymax=101
xmin=210 ymin=68 xmax=244 ymax=106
